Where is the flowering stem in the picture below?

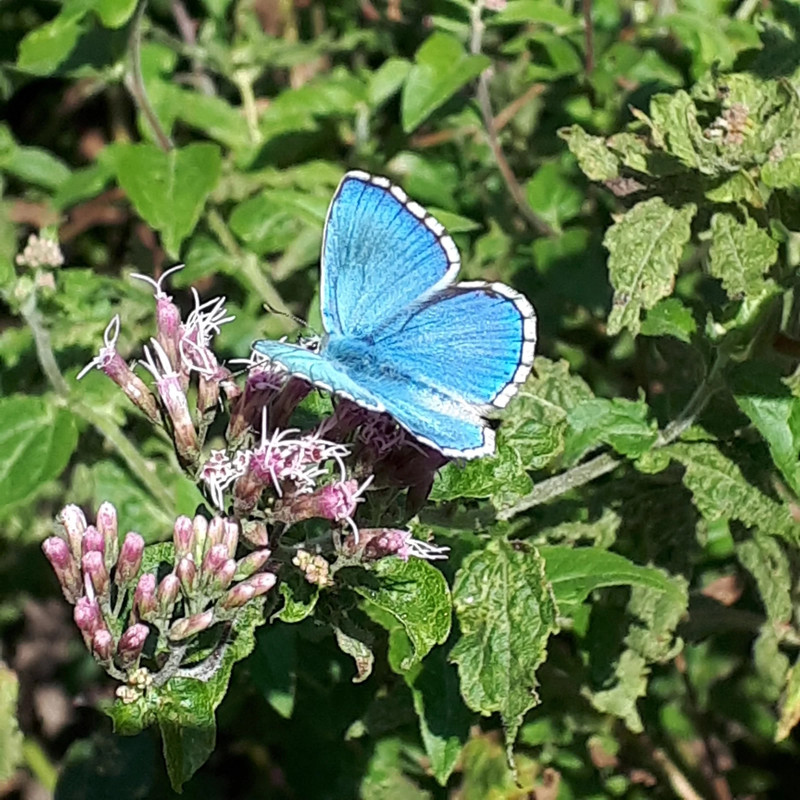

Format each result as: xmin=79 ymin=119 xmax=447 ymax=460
xmin=18 ymin=291 xmax=70 ymax=397
xmin=72 ymin=399 xmax=176 ymax=514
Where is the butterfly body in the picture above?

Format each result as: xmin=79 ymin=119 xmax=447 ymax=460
xmin=254 ymin=171 xmax=536 ymax=458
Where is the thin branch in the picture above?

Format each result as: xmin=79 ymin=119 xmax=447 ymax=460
xmin=498 ymin=356 xmax=725 ymax=520
xmin=127 ymin=1 xmax=173 ymax=152
xmin=19 ymin=292 xmax=70 ymax=397
xmin=469 ymin=1 xmax=555 ymax=237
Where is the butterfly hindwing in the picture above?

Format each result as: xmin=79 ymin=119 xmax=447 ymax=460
xmin=321 ymin=171 xmax=459 ymax=338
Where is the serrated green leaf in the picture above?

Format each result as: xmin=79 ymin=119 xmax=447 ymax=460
xmin=0 ymin=396 xmax=78 ymax=514
xmin=648 ymin=90 xmax=705 ymax=170
xmin=430 ymin=436 xmax=532 ymax=506
xmin=708 ymin=212 xmax=778 ymax=299
xmin=606 ymin=198 xmax=696 ymax=337
xmin=450 ymin=539 xmax=557 ymax=747
xmin=0 ymin=665 xmax=22 ymax=782
xmin=640 ymin=297 xmax=697 ymax=342
xmin=355 ymin=558 xmax=451 ymax=671
xmin=501 ymin=357 xmax=595 ymax=470
xmin=762 ymin=153 xmax=800 ymax=189
xmin=737 ymin=534 xmax=792 ymax=624
xmin=565 ymin=397 xmax=658 ymax=460
xmin=540 ymin=545 xmax=686 ymax=618
xmin=401 ymin=32 xmax=490 ymax=132
xmin=405 ymin=646 xmax=473 ymax=786
xmin=110 ymin=142 xmax=222 ymax=257
xmin=665 ymin=441 xmax=796 ymax=543
xmin=559 ymin=125 xmax=620 ymax=181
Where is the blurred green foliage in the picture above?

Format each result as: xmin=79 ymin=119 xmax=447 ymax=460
xmin=3 ymin=0 xmax=800 ymax=797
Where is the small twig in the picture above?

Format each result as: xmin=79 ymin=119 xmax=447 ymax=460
xmin=469 ymin=1 xmax=555 ymax=237
xmin=492 ymin=82 xmax=546 ymax=133
xmin=175 ymin=621 xmax=234 ymax=681
xmin=499 ymin=356 xmax=725 ymax=520
xmin=127 ymin=1 xmax=173 ymax=152
xmin=153 ymin=643 xmax=189 ymax=687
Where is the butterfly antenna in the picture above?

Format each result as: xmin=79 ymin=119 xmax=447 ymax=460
xmin=263 ymin=301 xmax=309 ymax=330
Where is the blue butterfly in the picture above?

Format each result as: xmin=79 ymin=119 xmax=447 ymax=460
xmin=253 ymin=171 xmax=536 ymax=459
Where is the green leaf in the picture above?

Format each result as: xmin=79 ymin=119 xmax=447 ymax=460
xmin=565 ymin=397 xmax=658 ymax=460
xmin=0 ymin=124 xmax=71 ymax=190
xmin=251 ymin=624 xmax=297 ymax=719
xmin=16 ymin=7 xmax=87 ymax=75
xmin=665 ymin=440 xmax=796 ymax=543
xmin=489 ymin=0 xmax=577 ymax=28
xmin=430 ymin=435 xmax=532 ymax=507
xmin=275 ymin=570 xmax=319 ymax=623
xmin=401 ymin=32 xmax=490 ymax=132
xmin=500 ymin=357 xmax=595 ymax=470
xmin=332 ymin=615 xmax=375 ymax=683
xmin=525 ymin=162 xmax=583 ymax=231
xmin=762 ymin=153 xmax=800 ymax=189
xmin=0 ymin=665 xmax=22 ymax=783
xmin=605 ymin=198 xmax=696 ymax=337
xmin=647 ymin=90 xmax=706 ymax=170
xmin=93 ymin=0 xmax=139 ymax=28
xmin=640 ymin=297 xmax=697 ymax=342
xmin=559 ymin=125 xmax=620 ymax=181
xmin=354 ymin=558 xmax=451 ymax=672
xmin=540 ymin=545 xmax=687 ymax=618
xmin=0 ymin=397 xmax=78 ymax=514
xmin=110 ymin=142 xmax=222 ymax=257
xmin=368 ymin=57 xmax=411 ymax=109
xmin=708 ymin=212 xmax=778 ymax=299
xmin=731 ymin=362 xmax=800 ymax=497
xmin=450 ymin=539 xmax=557 ymax=747
xmin=737 ymin=534 xmax=792 ymax=624
xmin=405 ymin=645 xmax=473 ymax=786
xmin=159 ymin=719 xmax=216 ymax=794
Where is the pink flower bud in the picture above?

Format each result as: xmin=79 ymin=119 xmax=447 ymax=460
xmin=202 ymin=544 xmax=229 ymax=577
xmin=210 ymin=559 xmax=236 ymax=593
xmin=92 ymin=629 xmax=114 ymax=662
xmin=276 ymin=480 xmax=362 ymax=527
xmin=157 ymin=573 xmax=181 ymax=617
xmin=176 ymin=556 xmax=197 ymax=596
xmin=82 ymin=551 xmax=110 ymax=598
xmin=156 ymin=296 xmax=182 ymax=369
xmin=117 ymin=623 xmax=150 ymax=667
xmin=235 ymin=548 xmax=271 ymax=580
xmin=42 ymin=536 xmax=82 ymax=601
xmin=159 ymin=375 xmax=199 ymax=463
xmin=81 ymin=526 xmax=104 ymax=557
xmin=240 ymin=520 xmax=269 ymax=548
xmin=191 ymin=515 xmax=209 ymax=564
xmin=173 ymin=516 xmax=194 ymax=559
xmin=115 ymin=532 xmax=144 ymax=586
xmin=244 ymin=572 xmax=277 ymax=597
xmin=220 ymin=582 xmax=256 ymax=610
xmin=169 ymin=609 xmax=214 ymax=641
xmin=133 ymin=573 xmax=158 ymax=620
xmin=96 ymin=502 xmax=119 ymax=569
xmin=207 ymin=517 xmax=225 ymax=548
xmin=74 ymin=596 xmax=103 ymax=635
xmin=59 ymin=504 xmax=87 ymax=559
xmin=222 ymin=520 xmax=239 ymax=558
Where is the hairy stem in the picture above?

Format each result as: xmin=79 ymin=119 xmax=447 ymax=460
xmin=127 ymin=0 xmax=174 ymax=152
xmin=499 ymin=357 xmax=725 ymax=520
xmin=19 ymin=290 xmax=70 ymax=397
